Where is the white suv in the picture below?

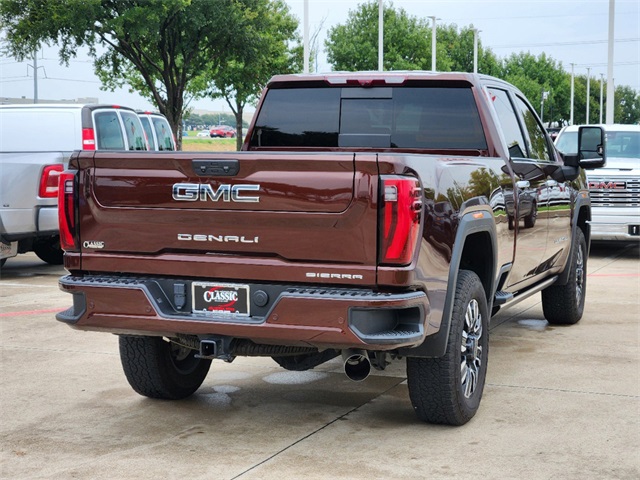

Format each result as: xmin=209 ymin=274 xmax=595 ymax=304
xmin=137 ymin=111 xmax=176 ymax=151
xmin=0 ymin=104 xmax=148 ymax=266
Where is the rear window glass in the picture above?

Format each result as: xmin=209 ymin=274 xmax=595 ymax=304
xmin=94 ymin=111 xmax=125 ymax=150
xmin=152 ymin=117 xmax=175 ymax=151
xmin=121 ymin=111 xmax=147 ymax=150
xmin=139 ymin=116 xmax=156 ymax=150
xmin=251 ymin=88 xmax=340 ymax=147
xmin=249 ymin=86 xmax=487 ymax=150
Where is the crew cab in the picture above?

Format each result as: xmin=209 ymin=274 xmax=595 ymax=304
xmin=55 ymin=72 xmax=605 ymax=425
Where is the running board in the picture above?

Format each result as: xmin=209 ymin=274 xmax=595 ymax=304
xmin=494 ymin=276 xmax=558 ymax=309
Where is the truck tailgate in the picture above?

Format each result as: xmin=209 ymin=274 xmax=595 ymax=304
xmin=75 ymin=151 xmax=379 ymax=284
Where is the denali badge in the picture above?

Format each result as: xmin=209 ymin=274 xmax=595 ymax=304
xmin=172 ymin=183 xmax=260 ymax=203
xmin=178 ymin=234 xmax=259 ymax=244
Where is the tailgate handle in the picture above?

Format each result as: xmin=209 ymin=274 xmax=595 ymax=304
xmin=192 ymin=159 xmax=239 ymax=177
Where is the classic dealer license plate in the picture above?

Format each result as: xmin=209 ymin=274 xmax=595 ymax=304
xmin=192 ymin=283 xmax=250 ymax=316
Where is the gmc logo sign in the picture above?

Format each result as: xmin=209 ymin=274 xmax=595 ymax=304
xmin=172 ymin=183 xmax=260 ymax=203
xmin=588 ymin=181 xmax=626 ymax=190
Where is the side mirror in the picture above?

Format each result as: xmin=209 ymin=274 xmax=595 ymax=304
xmin=578 ymin=126 xmax=606 ymax=169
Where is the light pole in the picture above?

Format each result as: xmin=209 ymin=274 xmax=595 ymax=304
xmin=27 ymin=49 xmax=44 ymax=104
xmin=303 ymin=0 xmax=309 ymax=73
xmin=570 ymin=63 xmax=575 ymax=125
xmin=586 ymin=67 xmax=591 ymax=124
xmin=378 ymin=0 xmax=384 ymax=71
xmin=428 ymin=16 xmax=440 ymax=72
xmin=541 ymin=91 xmax=549 ymax=124
xmin=599 ymin=73 xmax=604 ymax=124
xmin=606 ymin=0 xmax=615 ymax=124
xmin=472 ymin=27 xmax=481 ymax=74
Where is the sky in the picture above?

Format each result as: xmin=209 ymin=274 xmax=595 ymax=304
xmin=0 ymin=0 xmax=638 ymax=114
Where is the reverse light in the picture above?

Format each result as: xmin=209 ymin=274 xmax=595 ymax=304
xmin=58 ymin=171 xmax=78 ymax=251
xmin=82 ymin=128 xmax=96 ymax=150
xmin=379 ymin=176 xmax=423 ymax=266
xmin=38 ymin=164 xmax=64 ymax=198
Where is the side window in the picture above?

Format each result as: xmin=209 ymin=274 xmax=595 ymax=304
xmin=94 ymin=111 xmax=125 ymax=150
xmin=139 ymin=116 xmax=156 ymax=150
xmin=513 ymin=96 xmax=551 ymax=161
xmin=487 ymin=88 xmax=527 ymax=158
xmin=152 ymin=117 xmax=175 ymax=151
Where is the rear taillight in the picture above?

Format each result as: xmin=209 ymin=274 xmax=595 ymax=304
xmin=82 ymin=128 xmax=96 ymax=150
xmin=379 ymin=176 xmax=422 ymax=266
xmin=58 ymin=171 xmax=78 ymax=251
xmin=38 ymin=164 xmax=64 ymax=198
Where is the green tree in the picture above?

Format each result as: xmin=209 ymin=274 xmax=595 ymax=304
xmin=0 ymin=0 xmax=277 ymax=149
xmin=438 ymin=24 xmax=500 ymax=75
xmin=325 ymin=1 xmax=439 ymax=71
xmin=204 ymin=0 xmax=300 ymax=150
xmin=614 ymin=85 xmax=640 ymax=124
xmin=501 ymin=52 xmax=570 ymax=126
xmin=325 ymin=2 xmax=501 ymax=75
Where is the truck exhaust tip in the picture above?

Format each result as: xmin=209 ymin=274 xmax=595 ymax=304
xmin=342 ymin=349 xmax=371 ymax=382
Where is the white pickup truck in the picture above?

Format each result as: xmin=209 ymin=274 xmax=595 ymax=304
xmin=555 ymin=124 xmax=640 ymax=242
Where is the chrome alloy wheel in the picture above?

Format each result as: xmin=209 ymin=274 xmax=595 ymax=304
xmin=460 ymin=298 xmax=483 ymax=399
xmin=575 ymin=243 xmax=585 ymax=307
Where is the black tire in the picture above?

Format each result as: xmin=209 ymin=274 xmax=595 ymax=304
xmin=524 ymin=202 xmax=537 ymax=228
xmin=541 ymin=228 xmax=587 ymax=325
xmin=407 ymin=270 xmax=489 ymax=426
xmin=33 ymin=237 xmax=64 ymax=265
xmin=119 ymin=336 xmax=211 ymax=399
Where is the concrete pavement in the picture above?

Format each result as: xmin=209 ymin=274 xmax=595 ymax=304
xmin=1 ymin=244 xmax=638 ymax=480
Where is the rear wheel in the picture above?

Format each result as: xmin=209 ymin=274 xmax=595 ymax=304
xmin=33 ymin=237 xmax=64 ymax=265
xmin=407 ymin=270 xmax=489 ymax=425
xmin=119 ymin=336 xmax=211 ymax=399
xmin=542 ymin=228 xmax=587 ymax=325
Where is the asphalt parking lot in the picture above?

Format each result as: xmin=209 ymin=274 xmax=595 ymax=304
xmin=1 ymin=243 xmax=639 ymax=480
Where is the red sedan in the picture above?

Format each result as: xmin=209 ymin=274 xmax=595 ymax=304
xmin=209 ymin=125 xmax=236 ymax=138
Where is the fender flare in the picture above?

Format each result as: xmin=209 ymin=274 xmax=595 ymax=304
xmin=400 ymin=209 xmax=498 ymax=358
xmin=555 ymin=191 xmax=591 ymax=286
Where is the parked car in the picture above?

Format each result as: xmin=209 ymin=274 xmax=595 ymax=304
xmin=137 ymin=111 xmax=176 ymax=151
xmin=555 ymin=123 xmax=639 ymax=241
xmin=196 ymin=130 xmax=210 ymax=137
xmin=0 ymin=103 xmax=148 ymax=267
xmin=56 ymin=72 xmax=604 ymax=426
xmin=209 ymin=125 xmax=236 ymax=138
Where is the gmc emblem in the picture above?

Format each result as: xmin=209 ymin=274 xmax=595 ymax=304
xmin=172 ymin=183 xmax=260 ymax=203
xmin=588 ymin=181 xmax=626 ymax=190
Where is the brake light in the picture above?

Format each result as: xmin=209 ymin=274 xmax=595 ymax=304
xmin=379 ymin=176 xmax=422 ymax=266
xmin=38 ymin=164 xmax=64 ymax=198
xmin=58 ymin=171 xmax=78 ymax=251
xmin=82 ymin=128 xmax=96 ymax=150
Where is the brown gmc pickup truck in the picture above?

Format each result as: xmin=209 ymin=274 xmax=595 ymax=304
xmin=56 ymin=72 xmax=606 ymax=425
